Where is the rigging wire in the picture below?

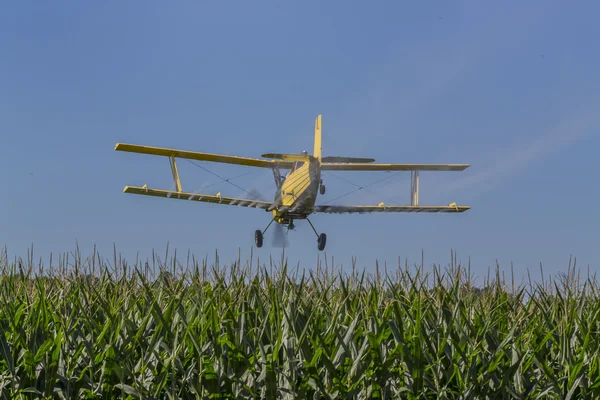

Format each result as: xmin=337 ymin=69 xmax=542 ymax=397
xmin=201 ymin=171 xmax=255 ymax=190
xmin=184 ymin=158 xmax=406 ymax=206
xmin=185 ymin=159 xmax=259 ymax=198
xmin=322 ymin=171 xmax=404 ymax=204
xmin=323 ymin=172 xmax=393 ymax=200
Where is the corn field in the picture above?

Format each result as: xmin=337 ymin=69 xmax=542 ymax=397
xmin=0 ymin=246 xmax=599 ymax=399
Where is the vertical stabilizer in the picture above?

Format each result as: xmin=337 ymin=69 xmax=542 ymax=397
xmin=313 ymin=114 xmax=322 ymax=161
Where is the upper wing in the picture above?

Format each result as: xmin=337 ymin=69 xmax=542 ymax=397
xmin=123 ymin=186 xmax=278 ymax=210
xmin=320 ymin=156 xmax=376 ymax=163
xmin=115 ymin=143 xmax=295 ymax=169
xmin=320 ymin=163 xmax=469 ymax=171
xmin=313 ymin=204 xmax=470 ymax=213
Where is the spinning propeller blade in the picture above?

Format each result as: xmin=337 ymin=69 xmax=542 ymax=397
xmin=247 ymin=187 xmax=289 ymax=248
xmin=272 ymin=222 xmax=289 ymax=248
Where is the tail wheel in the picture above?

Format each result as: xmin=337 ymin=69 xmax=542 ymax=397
xmin=255 ymin=230 xmax=263 ymax=248
xmin=320 ymin=184 xmax=326 ymax=195
xmin=317 ymin=233 xmax=327 ymax=251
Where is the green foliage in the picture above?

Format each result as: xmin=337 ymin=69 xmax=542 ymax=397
xmin=0 ymin=246 xmax=599 ymax=399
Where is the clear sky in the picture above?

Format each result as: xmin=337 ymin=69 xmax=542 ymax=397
xmin=2 ymin=1 xmax=599 ymax=284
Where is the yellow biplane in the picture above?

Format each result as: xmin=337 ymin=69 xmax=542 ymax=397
xmin=115 ymin=115 xmax=470 ymax=251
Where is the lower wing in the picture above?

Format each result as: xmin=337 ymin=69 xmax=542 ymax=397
xmin=312 ymin=204 xmax=470 ymax=213
xmin=123 ymin=186 xmax=278 ymax=210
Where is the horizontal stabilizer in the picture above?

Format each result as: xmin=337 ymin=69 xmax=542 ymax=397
xmin=313 ymin=204 xmax=470 ymax=213
xmin=321 ymin=156 xmax=376 ymax=163
xmin=261 ymin=153 xmax=312 ymax=161
xmin=115 ymin=143 xmax=295 ymax=169
xmin=321 ymin=163 xmax=469 ymax=171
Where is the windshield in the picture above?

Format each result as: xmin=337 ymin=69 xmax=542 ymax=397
xmin=286 ymin=161 xmax=304 ymax=176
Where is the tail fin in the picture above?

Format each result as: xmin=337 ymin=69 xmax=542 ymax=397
xmin=313 ymin=114 xmax=322 ymax=161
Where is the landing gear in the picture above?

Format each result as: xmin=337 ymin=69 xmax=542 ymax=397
xmin=255 ymin=218 xmax=275 ymax=248
xmin=255 ymin=230 xmax=263 ymax=248
xmin=317 ymin=233 xmax=327 ymax=251
xmin=255 ymin=216 xmax=326 ymax=251
xmin=319 ymin=179 xmax=326 ymax=195
xmin=307 ymin=218 xmax=327 ymax=251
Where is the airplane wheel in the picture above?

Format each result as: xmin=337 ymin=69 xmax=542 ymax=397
xmin=255 ymin=230 xmax=263 ymax=248
xmin=320 ymin=184 xmax=326 ymax=195
xmin=317 ymin=233 xmax=327 ymax=251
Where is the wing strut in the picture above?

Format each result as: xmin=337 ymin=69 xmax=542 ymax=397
xmin=411 ymin=170 xmax=419 ymax=206
xmin=316 ymin=167 xmax=469 ymax=213
xmin=169 ymin=156 xmax=182 ymax=193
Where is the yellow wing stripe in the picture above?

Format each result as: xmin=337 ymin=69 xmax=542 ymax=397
xmin=313 ymin=204 xmax=470 ymax=213
xmin=115 ymin=143 xmax=295 ymax=169
xmin=123 ymin=186 xmax=279 ymax=210
xmin=320 ymin=163 xmax=470 ymax=171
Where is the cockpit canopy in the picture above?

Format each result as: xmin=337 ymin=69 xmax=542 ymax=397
xmin=287 ymin=160 xmax=306 ymax=175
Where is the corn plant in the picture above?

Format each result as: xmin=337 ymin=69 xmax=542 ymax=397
xmin=0 ymin=246 xmax=599 ymax=399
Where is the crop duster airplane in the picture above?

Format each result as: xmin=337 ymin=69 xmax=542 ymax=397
xmin=115 ymin=115 xmax=470 ymax=251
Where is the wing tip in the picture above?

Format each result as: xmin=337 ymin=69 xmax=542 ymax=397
xmin=115 ymin=143 xmax=139 ymax=152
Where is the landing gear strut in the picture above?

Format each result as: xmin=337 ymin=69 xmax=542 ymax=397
xmin=255 ymin=218 xmax=276 ymax=248
xmin=307 ymin=218 xmax=327 ymax=251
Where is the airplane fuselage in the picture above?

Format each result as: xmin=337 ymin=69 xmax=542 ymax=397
xmin=272 ymin=157 xmax=321 ymax=224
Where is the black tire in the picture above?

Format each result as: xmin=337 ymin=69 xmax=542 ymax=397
xmin=255 ymin=230 xmax=263 ymax=248
xmin=317 ymin=233 xmax=327 ymax=251
xmin=320 ymin=184 xmax=326 ymax=195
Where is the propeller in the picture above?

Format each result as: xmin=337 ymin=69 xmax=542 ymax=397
xmin=247 ymin=188 xmax=289 ymax=248
xmin=272 ymin=221 xmax=289 ymax=248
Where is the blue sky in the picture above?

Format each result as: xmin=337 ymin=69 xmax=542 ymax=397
xmin=2 ymin=1 xmax=599 ymax=284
